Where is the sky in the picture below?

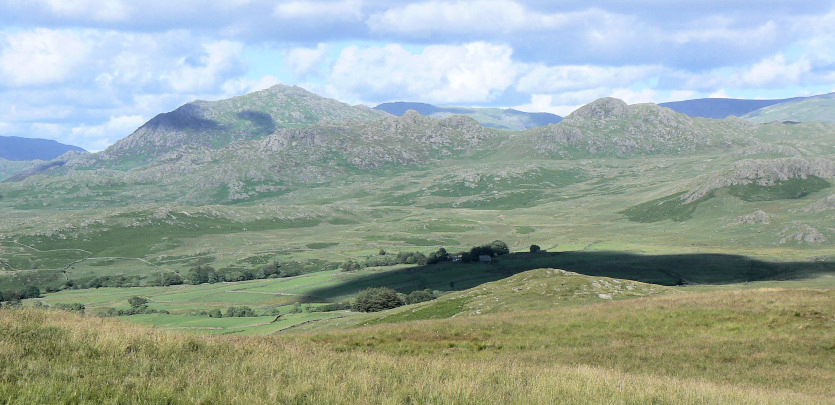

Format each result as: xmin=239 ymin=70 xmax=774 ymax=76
xmin=1 ymin=0 xmax=835 ymax=151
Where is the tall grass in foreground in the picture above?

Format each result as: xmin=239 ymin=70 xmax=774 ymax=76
xmin=1 ymin=288 xmax=833 ymax=404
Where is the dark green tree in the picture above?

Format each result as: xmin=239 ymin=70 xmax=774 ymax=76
xmin=529 ymin=244 xmax=541 ymax=253
xmin=22 ymin=285 xmax=41 ymax=299
xmin=341 ymin=259 xmax=361 ymax=272
xmin=427 ymin=247 xmax=449 ymax=264
xmin=128 ymin=296 xmax=148 ymax=309
xmin=406 ymin=289 xmax=436 ymax=305
xmin=489 ymin=240 xmax=510 ymax=255
xmin=352 ymin=287 xmax=404 ymax=312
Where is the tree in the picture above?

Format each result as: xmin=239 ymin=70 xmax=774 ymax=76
xmin=352 ymin=287 xmax=404 ymax=312
xmin=489 ymin=240 xmax=510 ymax=255
xmin=341 ymin=259 xmax=361 ymax=272
xmin=208 ymin=308 xmax=222 ymax=318
xmin=406 ymin=289 xmax=436 ymax=305
xmin=128 ymin=296 xmax=149 ymax=309
xmin=22 ymin=285 xmax=41 ymax=299
xmin=188 ymin=266 xmax=216 ymax=285
xmin=427 ymin=247 xmax=449 ymax=264
xmin=529 ymin=244 xmax=541 ymax=253
xmin=54 ymin=303 xmax=85 ymax=314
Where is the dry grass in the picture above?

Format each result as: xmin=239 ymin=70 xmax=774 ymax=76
xmin=1 ymin=288 xmax=833 ymax=404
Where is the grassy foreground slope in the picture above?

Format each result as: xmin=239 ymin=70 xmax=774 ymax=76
xmin=2 ymin=286 xmax=833 ymax=404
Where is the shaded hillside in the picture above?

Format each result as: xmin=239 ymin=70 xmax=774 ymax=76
xmin=0 ymin=159 xmax=36 ymax=181
xmin=375 ymin=101 xmax=562 ymax=130
xmin=0 ymin=136 xmax=85 ymax=161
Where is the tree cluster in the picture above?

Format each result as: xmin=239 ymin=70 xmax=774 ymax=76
xmin=52 ymin=302 xmax=85 ymax=314
xmin=352 ymin=287 xmax=404 ymax=312
xmin=458 ymin=240 xmax=510 ymax=262
xmin=150 ymin=272 xmax=183 ymax=287
xmin=342 ymin=247 xmax=452 ymax=272
xmin=104 ymin=296 xmax=168 ymax=316
xmin=0 ymin=286 xmax=41 ymax=305
xmin=195 ymin=306 xmax=257 ymax=318
xmin=187 ymin=260 xmax=337 ymax=285
xmin=405 ymin=289 xmax=437 ymax=305
xmin=310 ymin=301 xmax=352 ymax=312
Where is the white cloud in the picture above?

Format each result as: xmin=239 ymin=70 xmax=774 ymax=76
xmin=0 ymin=28 xmax=91 ymax=87
xmin=286 ymin=43 xmax=330 ymax=75
xmin=512 ymin=94 xmax=577 ymax=116
xmin=610 ymin=88 xmax=657 ymax=104
xmin=31 ymin=123 xmax=65 ymax=138
xmin=162 ymin=41 xmax=245 ymax=93
xmin=326 ymin=42 xmax=518 ymax=104
xmin=708 ymin=89 xmax=729 ymax=98
xmin=220 ymin=75 xmax=281 ymax=97
xmin=39 ymin=0 xmax=129 ymax=22
xmin=517 ymin=64 xmax=663 ymax=93
xmin=672 ymin=19 xmax=778 ymax=45
xmin=274 ymin=0 xmax=363 ymax=21
xmin=731 ymin=53 xmax=810 ymax=87
xmin=367 ymin=0 xmax=574 ymax=35
xmin=68 ymin=115 xmax=145 ymax=151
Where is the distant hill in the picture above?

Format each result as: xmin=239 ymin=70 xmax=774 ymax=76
xmin=659 ymin=92 xmax=835 ymax=120
xmin=659 ymin=97 xmax=800 ymax=119
xmin=743 ymin=93 xmax=835 ymax=123
xmin=0 ymin=135 xmax=85 ymax=161
xmin=374 ymin=102 xmax=562 ymax=130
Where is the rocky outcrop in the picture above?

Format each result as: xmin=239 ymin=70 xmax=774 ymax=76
xmin=685 ymin=157 xmax=835 ymax=203
xmin=730 ymin=210 xmax=772 ymax=225
xmin=528 ymin=98 xmax=717 ymax=157
xmin=779 ymin=223 xmax=829 ymax=244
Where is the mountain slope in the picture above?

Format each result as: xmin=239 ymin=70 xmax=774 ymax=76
xmin=743 ymin=93 xmax=835 ymax=123
xmin=1 ymin=90 xmax=833 ymax=296
xmin=104 ymin=85 xmax=386 ymax=161
xmin=523 ymin=98 xmax=756 ymax=157
xmin=659 ymin=92 xmax=835 ymax=120
xmin=0 ymin=136 xmax=86 ymax=161
xmin=375 ymin=101 xmax=562 ymax=130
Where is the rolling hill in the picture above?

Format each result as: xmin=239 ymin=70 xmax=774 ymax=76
xmin=374 ymin=101 xmax=562 ymax=130
xmin=0 ymin=86 xmax=833 ymax=303
xmin=660 ymin=92 xmax=835 ymax=121
xmin=658 ymin=97 xmax=796 ymax=119
xmin=743 ymin=93 xmax=835 ymax=123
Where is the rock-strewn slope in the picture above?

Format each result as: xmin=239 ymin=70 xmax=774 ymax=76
xmin=104 ymin=85 xmax=386 ymax=159
xmin=525 ymin=98 xmax=752 ymax=157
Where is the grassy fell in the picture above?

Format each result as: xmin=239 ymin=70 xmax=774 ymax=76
xmin=2 ymin=287 xmax=833 ymax=403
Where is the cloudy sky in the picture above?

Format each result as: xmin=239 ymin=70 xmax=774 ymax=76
xmin=2 ymin=0 xmax=835 ymax=151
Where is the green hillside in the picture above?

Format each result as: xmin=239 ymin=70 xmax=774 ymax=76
xmin=1 ymin=88 xmax=833 ymax=306
xmin=744 ymin=93 xmax=835 ymax=123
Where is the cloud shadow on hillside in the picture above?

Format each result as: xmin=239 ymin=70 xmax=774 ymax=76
xmin=307 ymin=251 xmax=835 ymax=300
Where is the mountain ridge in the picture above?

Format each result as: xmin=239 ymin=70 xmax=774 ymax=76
xmin=0 ymin=135 xmax=86 ymax=161
xmin=374 ymin=101 xmax=562 ymax=130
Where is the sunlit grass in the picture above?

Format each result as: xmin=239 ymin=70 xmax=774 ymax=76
xmin=2 ymin=287 xmax=832 ymax=403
